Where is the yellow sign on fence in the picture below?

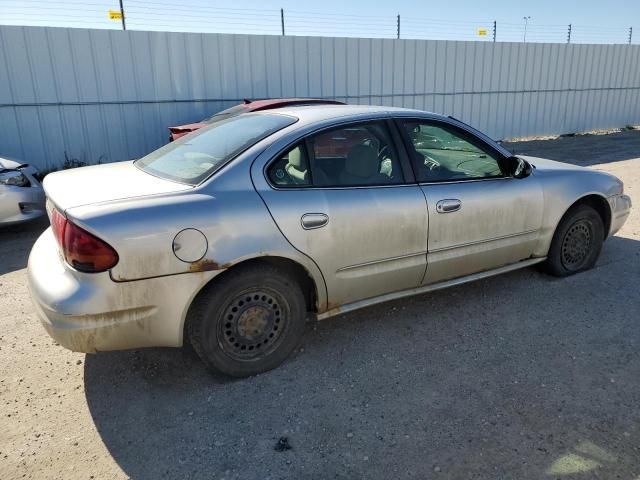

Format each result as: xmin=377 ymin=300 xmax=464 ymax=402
xmin=478 ymin=28 xmax=488 ymax=36
xmin=108 ymin=9 xmax=122 ymax=20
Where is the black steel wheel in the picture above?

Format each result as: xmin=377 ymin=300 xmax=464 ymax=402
xmin=560 ymin=220 xmax=593 ymax=270
xmin=545 ymin=204 xmax=605 ymax=277
xmin=218 ymin=288 xmax=289 ymax=361
xmin=187 ymin=263 xmax=306 ymax=377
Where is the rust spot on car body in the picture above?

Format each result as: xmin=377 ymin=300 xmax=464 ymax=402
xmin=188 ymin=258 xmax=231 ymax=272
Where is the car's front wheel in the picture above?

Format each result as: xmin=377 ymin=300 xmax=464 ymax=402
xmin=545 ymin=204 xmax=605 ymax=277
xmin=187 ymin=263 xmax=306 ymax=377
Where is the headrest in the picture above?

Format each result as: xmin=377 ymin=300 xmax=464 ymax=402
xmin=288 ymin=147 xmax=304 ymax=169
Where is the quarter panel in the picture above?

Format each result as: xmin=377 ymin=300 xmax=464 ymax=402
xmin=531 ymin=168 xmax=621 ymax=256
xmin=66 ymin=151 xmax=328 ymax=310
xmin=520 ymin=155 xmax=624 ymax=256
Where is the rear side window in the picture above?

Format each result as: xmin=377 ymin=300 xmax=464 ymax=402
xmin=267 ymin=121 xmax=404 ymax=188
xmin=136 ymin=113 xmax=296 ymax=185
xmin=268 ymin=144 xmax=311 ymax=187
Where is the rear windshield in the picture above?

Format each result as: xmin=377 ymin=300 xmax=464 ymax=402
xmin=135 ymin=113 xmax=296 ymax=185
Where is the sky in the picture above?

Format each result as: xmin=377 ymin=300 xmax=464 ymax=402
xmin=2 ymin=0 xmax=639 ymax=44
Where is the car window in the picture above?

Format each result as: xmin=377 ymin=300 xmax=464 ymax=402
xmin=308 ymin=122 xmax=403 ymax=187
xmin=267 ymin=144 xmax=311 ymax=187
xmin=401 ymin=121 xmax=504 ymax=182
xmin=136 ymin=113 xmax=296 ymax=185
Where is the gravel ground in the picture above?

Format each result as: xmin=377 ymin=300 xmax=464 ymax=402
xmin=1 ymin=131 xmax=639 ymax=480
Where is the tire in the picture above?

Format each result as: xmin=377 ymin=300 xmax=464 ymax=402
xmin=187 ymin=263 xmax=306 ymax=377
xmin=544 ymin=204 xmax=605 ymax=277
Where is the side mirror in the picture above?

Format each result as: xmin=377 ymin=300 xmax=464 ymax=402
xmin=504 ymin=155 xmax=532 ymax=179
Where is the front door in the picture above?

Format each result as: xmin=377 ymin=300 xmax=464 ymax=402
xmin=255 ymin=120 xmax=429 ymax=307
xmin=397 ymin=118 xmax=544 ymax=284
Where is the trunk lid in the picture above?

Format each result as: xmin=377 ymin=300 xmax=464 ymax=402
xmin=43 ymin=160 xmax=192 ymax=212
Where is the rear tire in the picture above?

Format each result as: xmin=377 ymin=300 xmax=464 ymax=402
xmin=187 ymin=264 xmax=306 ymax=377
xmin=544 ymin=204 xmax=605 ymax=277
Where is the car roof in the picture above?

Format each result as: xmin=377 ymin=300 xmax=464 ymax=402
xmin=252 ymin=104 xmax=511 ymax=158
xmin=264 ymin=103 xmax=440 ymax=123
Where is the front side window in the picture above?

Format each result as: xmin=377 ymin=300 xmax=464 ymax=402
xmin=401 ymin=121 xmax=504 ymax=182
xmin=136 ymin=113 xmax=296 ymax=185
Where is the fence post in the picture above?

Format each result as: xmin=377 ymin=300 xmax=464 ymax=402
xmin=280 ymin=8 xmax=285 ymax=36
xmin=629 ymin=27 xmax=633 ymax=44
xmin=567 ymin=24 xmax=571 ymax=43
xmin=493 ymin=20 xmax=497 ymax=42
xmin=397 ymin=14 xmax=400 ymax=39
xmin=119 ymin=0 xmax=126 ymax=30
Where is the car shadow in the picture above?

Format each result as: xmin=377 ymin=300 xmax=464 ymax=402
xmin=504 ymin=129 xmax=640 ymax=167
xmin=84 ymin=235 xmax=640 ymax=479
xmin=0 ymin=217 xmax=48 ymax=276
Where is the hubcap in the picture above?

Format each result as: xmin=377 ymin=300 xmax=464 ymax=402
xmin=219 ymin=290 xmax=286 ymax=360
xmin=561 ymin=220 xmax=592 ymax=269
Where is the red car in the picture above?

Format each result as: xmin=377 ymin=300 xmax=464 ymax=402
xmin=168 ymin=98 xmax=345 ymax=142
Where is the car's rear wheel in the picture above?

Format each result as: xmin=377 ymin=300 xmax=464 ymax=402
xmin=544 ymin=204 xmax=605 ymax=277
xmin=187 ymin=263 xmax=306 ymax=377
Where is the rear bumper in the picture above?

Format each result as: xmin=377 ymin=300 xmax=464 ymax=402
xmin=28 ymin=228 xmax=219 ymax=353
xmin=608 ymin=194 xmax=632 ymax=236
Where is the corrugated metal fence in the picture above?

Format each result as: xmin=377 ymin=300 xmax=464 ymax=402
xmin=1 ymin=25 xmax=640 ymax=170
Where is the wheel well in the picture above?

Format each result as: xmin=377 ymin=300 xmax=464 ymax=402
xmin=257 ymin=256 xmax=318 ymax=312
xmin=182 ymin=256 xmax=319 ymax=347
xmin=568 ymin=194 xmax=611 ymax=237
xmin=191 ymin=256 xmax=318 ymax=312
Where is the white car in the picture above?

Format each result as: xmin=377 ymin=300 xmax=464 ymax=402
xmin=0 ymin=157 xmax=45 ymax=226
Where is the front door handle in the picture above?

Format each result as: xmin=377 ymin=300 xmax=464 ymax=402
xmin=436 ymin=199 xmax=462 ymax=213
xmin=301 ymin=213 xmax=329 ymax=230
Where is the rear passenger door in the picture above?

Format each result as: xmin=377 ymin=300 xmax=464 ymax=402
xmin=254 ymin=120 xmax=429 ymax=308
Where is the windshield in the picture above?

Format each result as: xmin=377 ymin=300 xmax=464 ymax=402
xmin=136 ymin=113 xmax=296 ymax=185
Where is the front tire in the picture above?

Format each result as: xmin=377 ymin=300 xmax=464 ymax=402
xmin=188 ymin=264 xmax=306 ymax=377
xmin=544 ymin=204 xmax=605 ymax=277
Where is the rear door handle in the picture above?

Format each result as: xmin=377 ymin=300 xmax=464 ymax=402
xmin=301 ymin=213 xmax=329 ymax=229
xmin=436 ymin=199 xmax=462 ymax=213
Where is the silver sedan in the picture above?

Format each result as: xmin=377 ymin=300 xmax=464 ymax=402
xmin=0 ymin=157 xmax=45 ymax=226
xmin=28 ymin=105 xmax=632 ymax=377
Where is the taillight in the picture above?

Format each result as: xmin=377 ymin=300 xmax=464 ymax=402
xmin=51 ymin=207 xmax=66 ymax=246
xmin=50 ymin=208 xmax=118 ymax=273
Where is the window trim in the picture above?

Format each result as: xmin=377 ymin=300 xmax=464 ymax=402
xmin=393 ymin=117 xmax=510 ymax=184
xmin=263 ymin=118 xmax=413 ymax=190
xmin=385 ymin=118 xmax=416 ymax=183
